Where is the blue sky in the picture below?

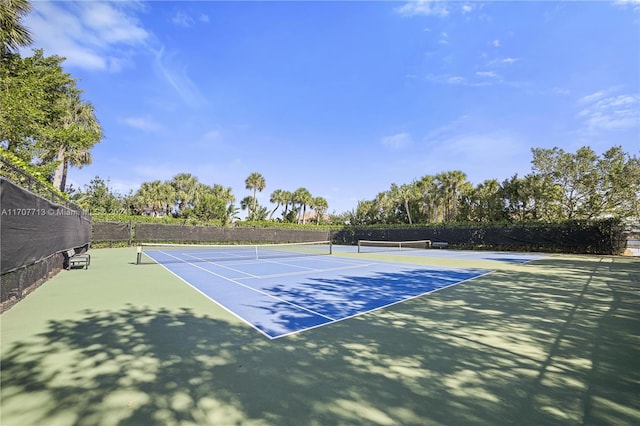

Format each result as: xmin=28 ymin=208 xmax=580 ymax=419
xmin=23 ymin=1 xmax=640 ymax=216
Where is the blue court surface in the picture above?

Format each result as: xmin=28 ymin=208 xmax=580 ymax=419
xmin=144 ymin=247 xmax=491 ymax=339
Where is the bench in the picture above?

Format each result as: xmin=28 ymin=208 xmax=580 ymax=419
xmin=66 ymin=250 xmax=90 ymax=270
xmin=431 ymin=242 xmax=449 ymax=249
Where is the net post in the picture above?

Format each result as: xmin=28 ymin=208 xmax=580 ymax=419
xmin=357 ymin=240 xmax=361 ymax=253
xmin=136 ymin=245 xmax=142 ymax=265
xmin=329 ymin=240 xmax=333 ymax=255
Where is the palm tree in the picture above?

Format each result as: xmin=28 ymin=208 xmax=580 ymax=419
xmin=311 ymin=196 xmax=328 ymax=224
xmin=59 ymin=145 xmax=93 ymax=193
xmin=135 ymin=180 xmax=174 ymax=216
xmin=280 ymin=190 xmax=293 ymax=219
xmin=293 ymin=187 xmax=312 ymax=224
xmin=268 ymin=189 xmax=285 ymax=220
xmin=48 ymin=92 xmax=102 ymax=191
xmin=240 ymin=195 xmax=255 ymax=219
xmin=416 ymin=175 xmax=437 ymax=223
xmin=212 ymin=184 xmax=235 ymax=205
xmin=0 ymin=0 xmax=33 ymax=55
xmin=158 ymin=181 xmax=176 ymax=216
xmin=245 ymin=172 xmax=266 ymax=215
xmin=170 ymin=173 xmax=199 ymax=215
xmin=435 ymin=170 xmax=468 ymax=222
xmin=223 ymin=204 xmax=240 ymax=225
xmin=398 ymin=183 xmax=418 ymax=225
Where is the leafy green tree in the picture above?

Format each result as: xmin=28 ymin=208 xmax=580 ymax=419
xmin=1 ymin=50 xmax=72 ymax=158
xmin=351 ymin=200 xmax=376 ymax=225
xmin=0 ymin=0 xmax=33 ymax=55
xmin=191 ymin=184 xmax=226 ymax=221
xmin=530 ymin=146 xmax=639 ymax=220
xmin=587 ymin=146 xmax=640 ymax=219
xmin=373 ymin=190 xmax=396 ymax=224
xmin=211 ymin=184 xmax=235 ymax=206
xmin=500 ymin=174 xmax=552 ymax=221
xmin=71 ymin=176 xmax=122 ymax=214
xmin=458 ymin=179 xmax=505 ymax=222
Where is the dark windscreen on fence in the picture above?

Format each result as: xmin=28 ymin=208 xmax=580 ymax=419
xmin=92 ymin=221 xmax=131 ymax=243
xmin=333 ymin=220 xmax=625 ymax=255
xmin=1 ymin=178 xmax=92 ymax=274
xmin=134 ymin=223 xmax=330 ymax=244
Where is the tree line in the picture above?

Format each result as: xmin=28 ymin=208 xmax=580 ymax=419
xmin=349 ymin=146 xmax=639 ymax=225
xmin=71 ymin=172 xmax=330 ymax=225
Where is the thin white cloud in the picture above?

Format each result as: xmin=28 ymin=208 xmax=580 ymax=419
xmin=395 ymin=0 xmax=449 ymax=17
xmin=381 ymin=133 xmax=413 ymax=150
xmin=171 ymin=11 xmax=209 ymax=28
xmin=487 ymin=57 xmax=521 ymax=67
xmin=153 ymin=47 xmax=207 ymax=109
xmin=122 ymin=116 xmax=163 ymax=132
xmin=491 ymin=39 xmax=501 ymax=47
xmin=476 ymin=71 xmax=498 ymax=78
xmin=577 ymin=88 xmax=619 ymax=105
xmin=577 ymin=90 xmax=640 ymax=131
xmin=426 ymin=74 xmax=492 ymax=87
xmin=461 ymin=4 xmax=475 ymax=14
xmin=172 ymin=11 xmax=195 ymax=28
xmin=23 ymin=1 xmax=149 ymax=72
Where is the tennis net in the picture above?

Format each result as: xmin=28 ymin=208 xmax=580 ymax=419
xmin=357 ymin=239 xmax=432 ymax=253
xmin=137 ymin=240 xmax=332 ymax=264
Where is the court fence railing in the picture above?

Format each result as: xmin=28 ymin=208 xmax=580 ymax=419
xmin=91 ymin=218 xmax=628 ymax=255
xmin=92 ymin=221 xmax=332 ymax=247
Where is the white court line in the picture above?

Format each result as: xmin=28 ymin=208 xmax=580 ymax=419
xmin=236 ymin=263 xmax=375 ymax=281
xmin=176 ymin=250 xmax=376 ymax=280
xmin=258 ymin=257 xmax=319 ymax=271
xmin=183 ymin=253 xmax=261 ymax=278
xmin=156 ymin=250 xmax=337 ymax=322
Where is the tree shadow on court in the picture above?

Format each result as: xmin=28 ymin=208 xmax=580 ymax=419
xmin=263 ymin=268 xmax=485 ymax=320
xmin=1 ymin=256 xmax=638 ymax=425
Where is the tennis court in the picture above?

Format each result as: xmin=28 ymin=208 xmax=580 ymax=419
xmin=138 ymin=242 xmax=491 ymax=338
xmin=1 ymin=244 xmax=638 ymax=425
xmin=350 ymin=241 xmax=547 ymax=264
